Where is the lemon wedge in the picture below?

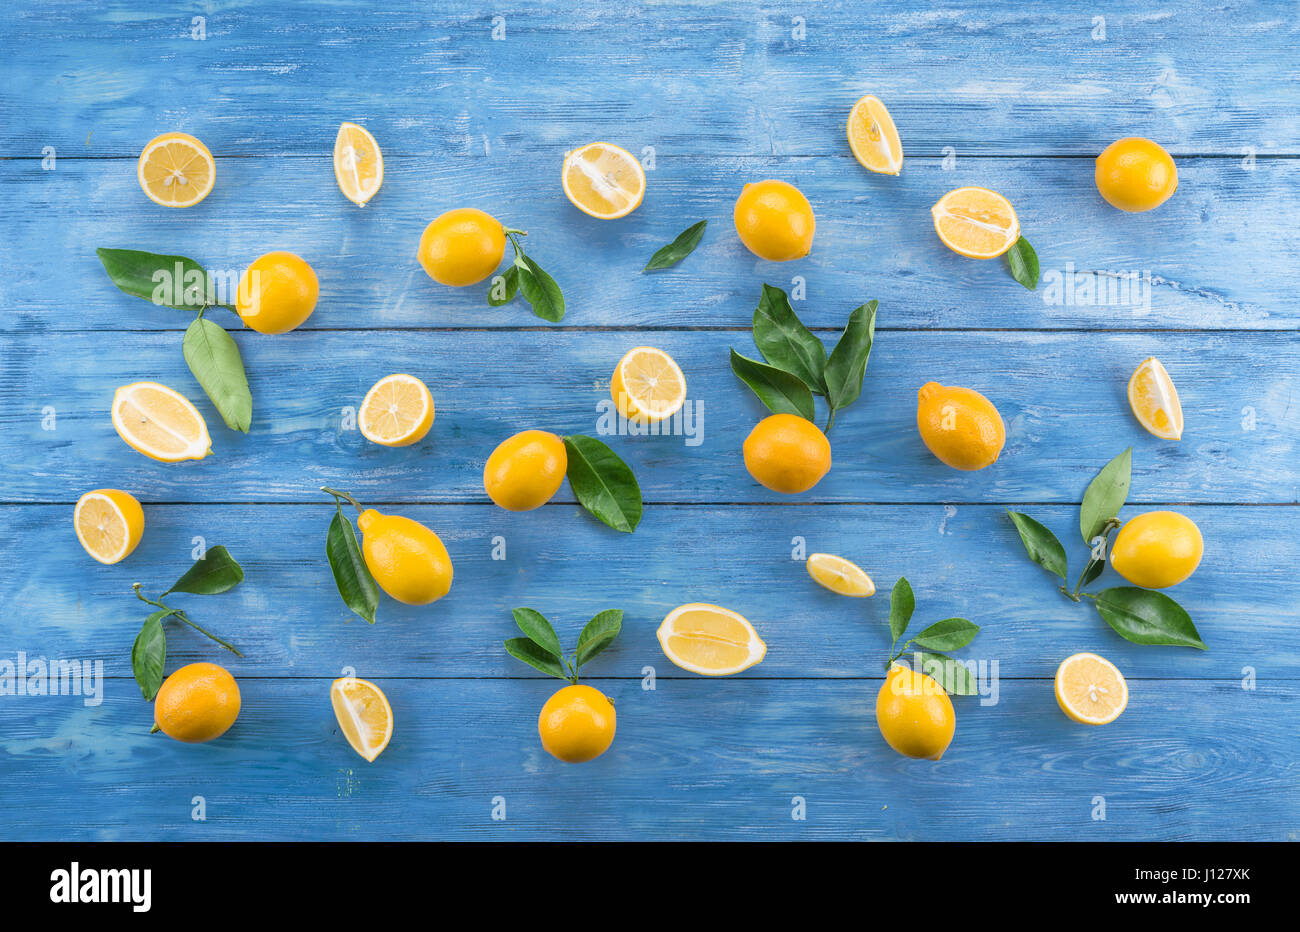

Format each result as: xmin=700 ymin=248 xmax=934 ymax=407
xmin=334 ymin=122 xmax=383 ymax=207
xmin=111 ymin=382 xmax=212 ymax=463
xmin=657 ymin=603 xmax=766 ymax=676
xmin=610 ymin=346 xmax=686 ymax=423
xmin=331 ymin=677 xmax=393 ymax=762
xmin=358 ymin=373 xmax=434 ymax=447
xmin=1127 ymin=357 xmax=1183 ymax=440
xmin=1055 ymin=653 xmax=1128 ymax=725
xmin=846 ymin=95 xmax=902 ymax=174
xmin=931 ymin=186 xmax=1020 ymax=259
xmin=74 ymin=489 xmax=145 ymax=565
xmin=561 ymin=142 xmax=645 ymax=219
xmin=137 ymin=132 xmax=215 ymax=208
xmin=806 ymin=553 xmax=876 ymax=597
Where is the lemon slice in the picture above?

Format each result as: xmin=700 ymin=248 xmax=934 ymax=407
xmin=561 ymin=142 xmax=645 ymax=219
xmin=657 ymin=603 xmax=766 ymax=676
xmin=137 ymin=132 xmax=215 ymax=208
xmin=331 ymin=677 xmax=393 ymax=762
xmin=846 ymin=95 xmax=902 ymax=175
xmin=610 ymin=346 xmax=686 ymax=423
xmin=358 ymin=373 xmax=434 ymax=447
xmin=931 ymin=186 xmax=1020 ymax=259
xmin=1128 ymin=357 xmax=1183 ymax=440
xmin=806 ymin=553 xmax=876 ymax=597
xmin=111 ymin=382 xmax=212 ymax=463
xmin=1055 ymin=652 xmax=1128 ymax=725
xmin=334 ymin=122 xmax=383 ymax=207
xmin=74 ymin=489 xmax=145 ymax=565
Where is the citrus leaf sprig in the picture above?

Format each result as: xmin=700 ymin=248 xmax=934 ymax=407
xmin=1006 ymin=448 xmax=1207 ymax=649
xmin=486 ymin=229 xmax=565 ymax=322
xmin=562 ymin=434 xmax=642 ymax=533
xmin=503 ymin=607 xmax=623 ymax=684
xmin=321 ymin=487 xmax=381 ymax=625
xmin=130 ymin=546 xmax=244 ymax=700
xmin=729 ymin=284 xmax=877 ymax=433
xmin=643 ymin=220 xmax=707 ymax=272
xmin=96 ymin=248 xmax=253 ymax=432
xmin=1004 ymin=236 xmax=1040 ymax=291
xmin=882 ymin=577 xmax=981 ymax=695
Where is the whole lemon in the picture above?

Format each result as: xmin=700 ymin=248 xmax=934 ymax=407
xmin=417 ymin=208 xmax=507 ymax=287
xmin=733 ymin=180 xmax=815 ymax=261
xmin=875 ymin=663 xmax=955 ymax=761
xmin=154 ymin=662 xmax=241 ymax=743
xmin=1095 ymin=138 xmax=1178 ymax=213
xmin=483 ymin=430 xmax=568 ymax=511
xmin=538 ymin=684 xmax=616 ymax=763
xmin=1109 ymin=510 xmax=1203 ymax=588
xmin=916 ymin=382 xmax=1005 ymax=471
xmin=357 ymin=509 xmax=453 ymax=605
xmin=743 ymin=413 xmax=831 ymax=494
xmin=236 ymin=251 xmax=319 ymax=334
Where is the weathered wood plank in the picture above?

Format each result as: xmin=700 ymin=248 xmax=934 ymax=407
xmin=3 ymin=0 xmax=1298 ymax=158
xmin=0 ymin=503 xmax=1288 ymax=678
xmin=3 ymin=155 xmax=1296 ymax=331
xmin=2 ymin=330 xmax=1294 ymax=504
xmin=0 ymin=678 xmax=1293 ymax=840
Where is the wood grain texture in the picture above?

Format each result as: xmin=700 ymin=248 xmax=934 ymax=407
xmin=0 ymin=678 xmax=1294 ymax=841
xmin=1 ymin=0 xmax=1296 ymax=842
xmin=4 ymin=155 xmax=1298 ymax=331
xmin=2 ymin=503 xmax=1293 ymax=677
xmin=1 ymin=330 xmax=1295 ymax=504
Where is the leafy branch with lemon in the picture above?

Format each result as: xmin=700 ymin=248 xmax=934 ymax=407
xmin=128 ymin=546 xmax=245 ymax=701
xmin=504 ymin=607 xmax=622 ymax=763
xmin=1007 ymin=448 xmax=1207 ymax=649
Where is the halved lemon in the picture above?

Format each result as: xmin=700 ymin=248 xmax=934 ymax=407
xmin=561 ymin=142 xmax=645 ymax=219
xmin=74 ymin=489 xmax=145 ymax=565
xmin=846 ymin=95 xmax=902 ymax=175
xmin=1055 ymin=652 xmax=1128 ymax=725
xmin=931 ymin=186 xmax=1020 ymax=259
xmin=806 ymin=553 xmax=876 ymax=597
xmin=137 ymin=132 xmax=215 ymax=208
xmin=358 ymin=373 xmax=434 ymax=447
xmin=1127 ymin=356 xmax=1183 ymax=440
xmin=610 ymin=346 xmax=686 ymax=423
xmin=331 ymin=677 xmax=393 ymax=762
xmin=334 ymin=122 xmax=383 ymax=207
xmin=111 ymin=382 xmax=212 ymax=463
xmin=657 ymin=603 xmax=766 ymax=676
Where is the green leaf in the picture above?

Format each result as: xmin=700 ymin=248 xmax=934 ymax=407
xmin=163 ymin=545 xmax=244 ymax=596
xmin=182 ymin=316 xmax=253 ymax=433
xmin=1080 ymin=448 xmax=1132 ymax=544
xmin=576 ymin=609 xmax=623 ymax=668
xmin=325 ymin=509 xmax=379 ymax=624
xmin=823 ymin=300 xmax=878 ymax=413
xmin=487 ymin=266 xmax=520 ymax=307
xmin=1091 ymin=587 xmax=1208 ymax=650
xmin=131 ymin=611 xmax=169 ymax=700
xmin=911 ymin=618 xmax=980 ymax=652
xmin=751 ymin=284 xmax=827 ymax=393
xmin=729 ymin=349 xmax=816 ymax=421
xmin=643 ymin=220 xmax=707 ymax=271
xmin=96 ymin=247 xmax=219 ymax=310
xmin=889 ymin=577 xmax=915 ymax=643
xmin=913 ymin=651 xmax=978 ymax=696
xmin=1004 ymin=236 xmax=1040 ymax=291
xmin=1006 ymin=511 xmax=1068 ymax=581
xmin=1080 ymin=559 xmax=1106 ymax=589
xmin=514 ymin=253 xmax=565 ymax=322
xmin=504 ymin=638 xmax=570 ymax=679
xmin=562 ymin=435 xmax=643 ymax=533
xmin=511 ymin=608 xmax=563 ymax=658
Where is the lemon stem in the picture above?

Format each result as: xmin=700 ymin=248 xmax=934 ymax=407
xmin=321 ymin=486 xmax=365 ymax=515
xmin=131 ymin=584 xmax=242 ymax=657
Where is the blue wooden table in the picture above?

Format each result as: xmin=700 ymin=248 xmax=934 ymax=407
xmin=1 ymin=0 xmax=1297 ymax=841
